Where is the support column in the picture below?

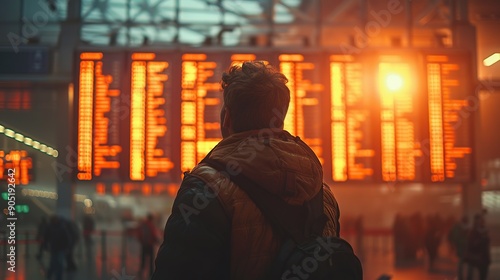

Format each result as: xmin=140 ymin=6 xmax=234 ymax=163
xmin=453 ymin=1 xmax=482 ymax=217
xmin=54 ymin=0 xmax=81 ymax=219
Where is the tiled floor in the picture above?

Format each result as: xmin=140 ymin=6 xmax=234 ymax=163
xmin=1 ymin=233 xmax=499 ymax=280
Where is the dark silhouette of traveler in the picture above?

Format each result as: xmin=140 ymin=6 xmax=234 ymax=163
xmin=449 ymin=215 xmax=469 ymax=279
xmin=393 ymin=213 xmax=413 ymax=265
xmin=152 ymin=61 xmax=340 ymax=279
xmin=444 ymin=214 xmax=458 ymax=256
xmin=44 ymin=215 xmax=71 ymax=280
xmin=465 ymin=214 xmax=491 ymax=280
xmin=36 ymin=216 xmax=48 ymax=260
xmin=424 ymin=213 xmax=442 ymax=272
xmin=409 ymin=212 xmax=425 ymax=261
xmin=138 ymin=213 xmax=158 ymax=278
xmin=82 ymin=213 xmax=95 ymax=259
xmin=62 ymin=218 xmax=80 ymax=271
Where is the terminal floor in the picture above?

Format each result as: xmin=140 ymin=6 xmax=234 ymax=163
xmin=1 ymin=243 xmax=499 ymax=280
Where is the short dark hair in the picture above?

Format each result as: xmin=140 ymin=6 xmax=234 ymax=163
xmin=221 ymin=61 xmax=290 ymax=133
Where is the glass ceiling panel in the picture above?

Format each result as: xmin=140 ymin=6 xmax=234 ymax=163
xmin=79 ymin=0 xmax=302 ymax=46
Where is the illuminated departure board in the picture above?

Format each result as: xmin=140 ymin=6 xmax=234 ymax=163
xmin=76 ymin=52 xmax=174 ymax=182
xmin=377 ymin=55 xmax=424 ymax=182
xmin=0 ymin=150 xmax=33 ymax=185
xmin=180 ymin=53 xmax=223 ymax=171
xmin=77 ymin=52 xmax=124 ymax=181
xmin=179 ymin=52 xmax=274 ymax=170
xmin=329 ymin=54 xmax=377 ymax=182
xmin=425 ymin=54 xmax=473 ymax=182
xmin=74 ymin=49 xmax=474 ymax=184
xmin=279 ymin=53 xmax=325 ymax=163
xmin=129 ymin=53 xmax=174 ymax=181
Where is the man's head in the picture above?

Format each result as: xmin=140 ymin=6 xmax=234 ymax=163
xmin=220 ymin=61 xmax=290 ymax=138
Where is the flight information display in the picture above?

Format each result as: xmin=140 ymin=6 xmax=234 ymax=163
xmin=74 ymin=49 xmax=474 ymax=184
xmin=77 ymin=52 xmax=175 ymax=182
xmin=329 ymin=54 xmax=377 ymax=182
xmin=180 ymin=52 xmax=273 ymax=170
xmin=425 ymin=54 xmax=473 ymax=182
xmin=279 ymin=53 xmax=325 ymax=162
xmin=377 ymin=54 xmax=424 ymax=182
xmin=0 ymin=150 xmax=33 ymax=185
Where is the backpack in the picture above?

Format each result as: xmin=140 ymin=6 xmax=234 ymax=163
xmin=202 ymin=158 xmax=363 ymax=280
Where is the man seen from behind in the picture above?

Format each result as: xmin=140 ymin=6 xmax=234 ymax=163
xmin=153 ymin=61 xmax=341 ymax=280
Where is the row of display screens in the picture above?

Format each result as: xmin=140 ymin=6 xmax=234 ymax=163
xmin=74 ymin=49 xmax=474 ymax=184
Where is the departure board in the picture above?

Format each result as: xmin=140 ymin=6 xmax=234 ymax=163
xmin=76 ymin=52 xmax=175 ymax=182
xmin=129 ymin=52 xmax=174 ymax=181
xmin=180 ymin=53 xmax=223 ymax=171
xmin=0 ymin=150 xmax=33 ymax=185
xmin=329 ymin=54 xmax=377 ymax=182
xmin=74 ymin=49 xmax=475 ymax=184
xmin=180 ymin=52 xmax=272 ymax=170
xmin=425 ymin=54 xmax=473 ymax=182
xmin=279 ymin=53 xmax=325 ymax=163
xmin=77 ymin=52 xmax=124 ymax=181
xmin=377 ymin=54 xmax=424 ymax=182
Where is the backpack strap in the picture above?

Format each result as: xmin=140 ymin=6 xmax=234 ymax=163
xmin=201 ymin=157 xmax=326 ymax=244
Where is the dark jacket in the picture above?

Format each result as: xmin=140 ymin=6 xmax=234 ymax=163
xmin=44 ymin=219 xmax=71 ymax=253
xmin=465 ymin=227 xmax=491 ymax=267
xmin=153 ymin=130 xmax=340 ymax=280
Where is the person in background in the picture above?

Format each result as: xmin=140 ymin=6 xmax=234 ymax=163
xmin=137 ymin=213 xmax=159 ymax=278
xmin=82 ymin=213 xmax=96 ymax=260
xmin=62 ymin=218 xmax=80 ymax=271
xmin=36 ymin=216 xmax=48 ymax=260
xmin=424 ymin=213 xmax=442 ymax=272
xmin=449 ymin=215 xmax=469 ymax=280
xmin=465 ymin=214 xmax=491 ymax=280
xmin=44 ymin=215 xmax=71 ymax=280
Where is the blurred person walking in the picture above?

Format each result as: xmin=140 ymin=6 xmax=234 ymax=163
xmin=137 ymin=213 xmax=159 ymax=278
xmin=449 ymin=215 xmax=469 ymax=279
xmin=424 ymin=214 xmax=442 ymax=272
xmin=465 ymin=214 xmax=491 ymax=280
xmin=44 ymin=215 xmax=71 ymax=280
xmin=62 ymin=218 xmax=80 ymax=271
xmin=152 ymin=61 xmax=341 ymax=279
xmin=82 ymin=213 xmax=95 ymax=260
xmin=36 ymin=216 xmax=48 ymax=260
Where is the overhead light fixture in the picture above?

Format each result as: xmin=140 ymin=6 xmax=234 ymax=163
xmin=483 ymin=53 xmax=500 ymax=66
xmin=0 ymin=123 xmax=58 ymax=157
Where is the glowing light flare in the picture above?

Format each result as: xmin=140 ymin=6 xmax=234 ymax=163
xmin=378 ymin=62 xmax=417 ymax=181
xmin=483 ymin=53 xmax=500 ymax=66
xmin=385 ymin=73 xmax=404 ymax=92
